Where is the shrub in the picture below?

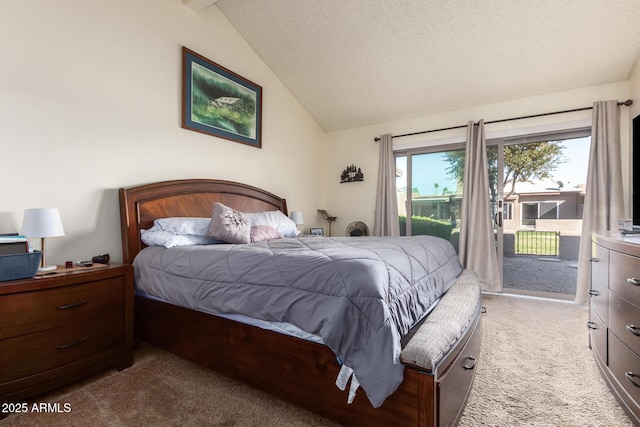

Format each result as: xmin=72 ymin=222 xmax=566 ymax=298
xmin=399 ymin=216 xmax=453 ymax=241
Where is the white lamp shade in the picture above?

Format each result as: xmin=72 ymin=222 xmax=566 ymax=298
xmin=290 ymin=211 xmax=304 ymax=225
xmin=22 ymin=208 xmax=65 ymax=238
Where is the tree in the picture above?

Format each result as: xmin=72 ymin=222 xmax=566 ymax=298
xmin=442 ymin=141 xmax=567 ymax=202
xmin=502 ymin=142 xmax=566 ymax=197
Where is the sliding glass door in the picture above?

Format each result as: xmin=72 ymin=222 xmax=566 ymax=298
xmin=499 ymin=132 xmax=590 ymax=297
xmin=396 ymin=128 xmax=590 ymax=298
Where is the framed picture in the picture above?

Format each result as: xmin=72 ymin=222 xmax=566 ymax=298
xmin=182 ymin=47 xmax=262 ymax=148
xmin=309 ymin=227 xmax=324 ymax=236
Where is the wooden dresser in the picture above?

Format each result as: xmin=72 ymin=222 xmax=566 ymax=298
xmin=0 ymin=263 xmax=133 ymax=409
xmin=590 ymin=233 xmax=640 ymax=425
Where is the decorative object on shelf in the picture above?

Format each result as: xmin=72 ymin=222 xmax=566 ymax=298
xmin=289 ymin=211 xmax=304 ymax=227
xmin=317 ymin=209 xmax=337 ymax=236
xmin=309 ymin=227 xmax=324 ymax=236
xmin=340 ymin=164 xmax=364 ymax=183
xmin=346 ymin=221 xmax=370 ymax=237
xmin=92 ymin=253 xmax=111 ymax=264
xmin=21 ymin=208 xmax=65 ymax=271
xmin=182 ymin=47 xmax=263 ymax=148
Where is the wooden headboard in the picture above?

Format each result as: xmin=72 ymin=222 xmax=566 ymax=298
xmin=119 ymin=179 xmax=288 ymax=264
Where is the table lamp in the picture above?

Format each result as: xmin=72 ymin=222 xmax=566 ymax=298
xmin=290 ymin=211 xmax=304 ymax=226
xmin=22 ymin=208 xmax=65 ymax=271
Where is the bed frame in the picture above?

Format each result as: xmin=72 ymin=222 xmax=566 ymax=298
xmin=119 ymin=179 xmax=481 ymax=427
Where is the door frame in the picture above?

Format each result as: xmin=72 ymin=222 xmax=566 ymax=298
xmin=489 ymin=127 xmax=591 ymax=294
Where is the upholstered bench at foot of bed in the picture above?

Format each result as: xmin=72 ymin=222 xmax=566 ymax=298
xmin=401 ymin=269 xmax=482 ymax=371
xmin=399 ymin=269 xmax=482 ymax=427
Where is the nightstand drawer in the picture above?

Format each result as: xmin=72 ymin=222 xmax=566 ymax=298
xmin=0 ymin=277 xmax=124 ymax=340
xmin=609 ymin=332 xmax=640 ymax=407
xmin=610 ymin=291 xmax=640 ymax=356
xmin=0 ymin=312 xmax=123 ymax=383
xmin=610 ymin=251 xmax=640 ymax=306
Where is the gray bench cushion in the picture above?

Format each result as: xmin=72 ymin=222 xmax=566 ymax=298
xmin=400 ymin=270 xmax=481 ymax=371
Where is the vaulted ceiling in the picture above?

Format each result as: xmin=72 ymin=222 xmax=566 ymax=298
xmin=207 ymin=0 xmax=640 ymax=132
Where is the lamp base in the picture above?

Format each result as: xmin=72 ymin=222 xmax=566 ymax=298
xmin=38 ymin=265 xmax=58 ymax=272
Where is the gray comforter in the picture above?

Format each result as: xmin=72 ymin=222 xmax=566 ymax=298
xmin=133 ymin=235 xmax=463 ymax=407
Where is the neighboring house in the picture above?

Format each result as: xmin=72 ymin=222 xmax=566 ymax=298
xmin=503 ymin=187 xmax=584 ymax=234
xmin=503 ymin=186 xmax=585 ymax=260
xmin=398 ymin=181 xmax=585 ymax=259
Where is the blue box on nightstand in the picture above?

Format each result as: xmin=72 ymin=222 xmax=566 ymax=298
xmin=0 ymin=251 xmax=42 ymax=282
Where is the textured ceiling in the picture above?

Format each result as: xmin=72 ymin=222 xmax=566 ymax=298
xmin=215 ymin=0 xmax=640 ymax=132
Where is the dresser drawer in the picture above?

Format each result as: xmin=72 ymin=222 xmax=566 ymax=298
xmin=438 ymin=313 xmax=482 ymax=427
xmin=609 ymin=332 xmax=640 ymax=408
xmin=610 ymin=291 xmax=640 ymax=356
xmin=588 ymin=306 xmax=607 ymax=365
xmin=610 ymin=251 xmax=640 ymax=306
xmin=591 ymin=242 xmax=609 ymax=289
xmin=590 ymin=272 xmax=609 ymax=325
xmin=0 ymin=312 xmax=123 ymax=383
xmin=0 ymin=277 xmax=124 ymax=340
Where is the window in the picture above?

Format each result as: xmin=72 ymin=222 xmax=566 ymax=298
xmin=503 ymin=202 xmax=514 ymax=220
xmin=521 ymin=201 xmax=559 ymax=227
xmin=539 ymin=201 xmax=559 ymax=220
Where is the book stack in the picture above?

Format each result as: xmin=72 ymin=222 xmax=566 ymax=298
xmin=0 ymin=234 xmax=29 ymax=255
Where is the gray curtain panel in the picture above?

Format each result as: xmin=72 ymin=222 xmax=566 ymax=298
xmin=575 ymin=100 xmax=624 ymax=305
xmin=374 ymin=133 xmax=400 ymax=236
xmin=458 ymin=120 xmax=502 ymax=292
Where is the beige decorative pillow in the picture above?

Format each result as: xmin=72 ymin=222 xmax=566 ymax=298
xmin=207 ymin=202 xmax=251 ymax=244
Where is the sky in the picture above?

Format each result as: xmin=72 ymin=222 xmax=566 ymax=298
xmin=397 ymin=136 xmax=591 ymax=196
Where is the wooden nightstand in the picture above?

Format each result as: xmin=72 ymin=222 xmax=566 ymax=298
xmin=0 ymin=263 xmax=133 ymax=407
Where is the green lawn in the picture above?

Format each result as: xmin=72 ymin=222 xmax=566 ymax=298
xmin=515 ymin=231 xmax=559 ymax=256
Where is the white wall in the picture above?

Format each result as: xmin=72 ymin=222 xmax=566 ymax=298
xmin=0 ymin=0 xmax=326 ymax=263
xmin=324 ymin=82 xmax=632 ymax=236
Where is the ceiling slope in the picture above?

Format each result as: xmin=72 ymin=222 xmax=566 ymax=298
xmin=214 ymin=0 xmax=640 ymax=131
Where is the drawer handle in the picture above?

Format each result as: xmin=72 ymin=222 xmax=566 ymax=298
xmin=588 ymin=257 xmax=599 ymax=262
xmin=56 ymin=337 xmax=87 ymax=350
xmin=587 ymin=321 xmax=597 ymax=330
xmin=625 ymin=372 xmax=640 ymax=388
xmin=57 ymin=300 xmax=87 ymax=310
xmin=627 ymin=325 xmax=640 ymax=337
xmin=462 ymin=356 xmax=477 ymax=370
xmin=627 ymin=278 xmax=640 ymax=287
xmin=588 ymin=289 xmax=599 ymax=296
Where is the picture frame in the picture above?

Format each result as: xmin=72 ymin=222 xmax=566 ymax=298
xmin=309 ymin=228 xmax=324 ymax=236
xmin=182 ymin=47 xmax=262 ymax=148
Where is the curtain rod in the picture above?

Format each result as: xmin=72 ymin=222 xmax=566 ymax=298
xmin=373 ymin=99 xmax=633 ymax=142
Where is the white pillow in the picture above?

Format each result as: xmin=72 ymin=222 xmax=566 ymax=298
xmin=141 ymin=217 xmax=224 ymax=247
xmin=151 ymin=217 xmax=211 ymax=236
xmin=141 ymin=230 xmax=223 ymax=248
xmin=247 ymin=210 xmax=300 ymax=237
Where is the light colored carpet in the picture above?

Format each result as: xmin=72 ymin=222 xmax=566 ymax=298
xmin=459 ymin=294 xmax=632 ymax=427
xmin=1 ymin=294 xmax=633 ymax=426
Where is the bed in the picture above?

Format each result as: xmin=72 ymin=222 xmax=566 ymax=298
xmin=119 ymin=179 xmax=482 ymax=426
